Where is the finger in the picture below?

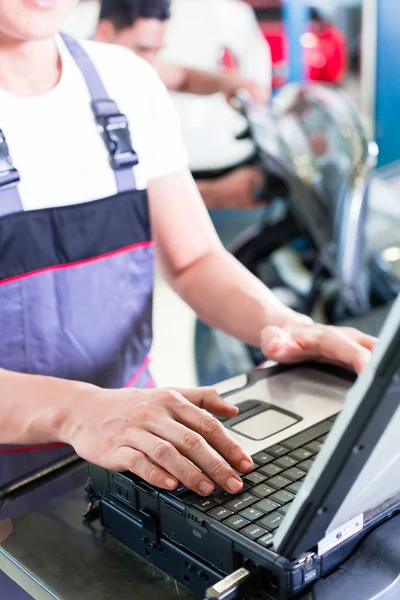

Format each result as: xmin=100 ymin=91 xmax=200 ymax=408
xmin=150 ymin=419 xmax=246 ymax=494
xmin=336 ymin=327 xmax=378 ymax=351
xmin=174 ymin=388 xmax=238 ymax=418
xmin=261 ymin=325 xmax=371 ymax=373
xmin=293 ymin=327 xmax=372 ymax=374
xmin=169 ymin=402 xmax=254 ymax=475
xmin=110 ymin=446 xmax=179 ymax=491
xmin=132 ymin=431 xmax=218 ymax=496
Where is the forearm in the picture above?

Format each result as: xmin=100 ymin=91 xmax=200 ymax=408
xmin=181 ymin=68 xmax=230 ymax=96
xmin=0 ymin=368 xmax=91 ymax=446
xmin=171 ymin=249 xmax=310 ymax=347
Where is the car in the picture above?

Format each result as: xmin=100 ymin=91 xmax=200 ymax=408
xmin=243 ymin=0 xmax=348 ymax=88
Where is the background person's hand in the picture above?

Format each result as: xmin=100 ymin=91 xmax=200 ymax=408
xmin=218 ymin=166 xmax=265 ymax=209
xmin=64 ymin=386 xmax=253 ymax=496
xmin=261 ymin=322 xmax=377 ymax=374
xmin=222 ymin=75 xmax=269 ymax=106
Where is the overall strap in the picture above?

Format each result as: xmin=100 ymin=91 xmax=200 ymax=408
xmin=61 ymin=33 xmax=138 ymax=193
xmin=0 ymin=130 xmax=23 ymax=218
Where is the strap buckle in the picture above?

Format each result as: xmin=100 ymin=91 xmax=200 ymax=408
xmin=0 ymin=130 xmax=19 ymax=187
xmin=91 ymin=100 xmax=139 ymax=171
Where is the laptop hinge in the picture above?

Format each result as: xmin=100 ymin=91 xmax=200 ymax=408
xmin=317 ymin=514 xmax=364 ymax=556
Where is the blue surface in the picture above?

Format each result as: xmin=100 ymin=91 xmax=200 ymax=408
xmin=375 ymin=0 xmax=400 ymax=167
xmin=283 ymin=0 xmax=310 ymax=82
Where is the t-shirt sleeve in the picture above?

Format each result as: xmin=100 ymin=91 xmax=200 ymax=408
xmin=139 ymin=64 xmax=189 ymax=181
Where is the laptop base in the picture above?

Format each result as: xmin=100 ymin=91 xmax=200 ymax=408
xmin=90 ymin=465 xmax=400 ymax=600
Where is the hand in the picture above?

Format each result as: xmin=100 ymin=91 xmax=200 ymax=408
xmin=218 ymin=166 xmax=265 ymax=209
xmin=261 ymin=321 xmax=377 ymax=374
xmin=64 ymin=386 xmax=253 ymax=496
xmin=221 ymin=75 xmax=269 ymax=106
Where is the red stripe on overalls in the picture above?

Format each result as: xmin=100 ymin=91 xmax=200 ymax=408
xmin=0 ymin=240 xmax=153 ymax=287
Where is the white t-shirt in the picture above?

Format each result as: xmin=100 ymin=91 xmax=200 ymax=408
xmin=0 ymin=36 xmax=188 ymax=212
xmin=163 ymin=0 xmax=272 ymax=171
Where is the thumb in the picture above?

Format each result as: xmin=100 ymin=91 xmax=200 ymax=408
xmin=261 ymin=326 xmax=294 ymax=361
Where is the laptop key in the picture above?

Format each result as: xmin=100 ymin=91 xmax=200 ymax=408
xmin=258 ymin=464 xmax=283 ymax=477
xmin=239 ymin=507 xmax=264 ymax=522
xmin=281 ymin=421 xmax=331 ymax=450
xmin=253 ymin=498 xmax=281 ymax=513
xmin=269 ymin=490 xmax=295 ymax=505
xmin=274 ymin=455 xmax=298 ymax=469
xmin=278 ymin=502 xmax=293 ymax=516
xmin=257 ymin=512 xmax=284 ymax=531
xmin=298 ymin=459 xmax=314 ymax=473
xmin=243 ymin=472 xmax=267 ymax=485
xmin=224 ymin=493 xmax=256 ymax=513
xmin=289 ymin=448 xmax=313 ymax=461
xmin=258 ymin=532 xmax=274 ymax=548
xmin=286 ymin=481 xmax=303 ymax=494
xmin=251 ymin=484 xmax=275 ymax=499
xmin=208 ymin=506 xmax=234 ymax=521
xmin=266 ymin=444 xmax=289 ymax=458
xmin=212 ymin=484 xmax=250 ymax=504
xmin=252 ymin=452 xmax=274 ymax=466
xmin=318 ymin=434 xmax=328 ymax=443
xmin=242 ymin=524 xmax=268 ymax=541
xmin=170 ymin=484 xmax=190 ymax=498
xmin=282 ymin=468 xmax=306 ymax=482
xmin=191 ymin=497 xmax=218 ymax=512
xmin=304 ymin=441 xmax=323 ymax=454
xmin=223 ymin=515 xmax=250 ymax=531
xmin=268 ymin=475 xmax=291 ymax=490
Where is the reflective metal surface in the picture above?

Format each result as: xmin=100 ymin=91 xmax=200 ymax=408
xmin=272 ymin=83 xmax=374 ymax=201
xmin=0 ymin=482 xmax=196 ymax=600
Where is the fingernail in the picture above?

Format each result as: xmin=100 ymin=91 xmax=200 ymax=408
xmin=166 ymin=478 xmax=178 ymax=489
xmin=228 ymin=477 xmax=243 ymax=494
xmin=240 ymin=459 xmax=253 ymax=473
xmin=199 ymin=481 xmax=215 ymax=496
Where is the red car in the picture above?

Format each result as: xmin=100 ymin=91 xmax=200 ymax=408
xmin=244 ymin=1 xmax=348 ymax=89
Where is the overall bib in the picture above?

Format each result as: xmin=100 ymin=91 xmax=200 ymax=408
xmin=0 ymin=35 xmax=154 ymax=598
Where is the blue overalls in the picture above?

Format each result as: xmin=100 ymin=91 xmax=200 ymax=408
xmin=0 ymin=35 xmax=154 ymax=598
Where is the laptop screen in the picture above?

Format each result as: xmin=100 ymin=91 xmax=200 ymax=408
xmin=274 ymin=296 xmax=400 ymax=557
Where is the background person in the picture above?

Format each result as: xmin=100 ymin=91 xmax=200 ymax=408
xmin=94 ymin=0 xmax=272 ymax=246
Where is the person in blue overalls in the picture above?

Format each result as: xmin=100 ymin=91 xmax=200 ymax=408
xmin=0 ymin=1 xmax=376 ymax=597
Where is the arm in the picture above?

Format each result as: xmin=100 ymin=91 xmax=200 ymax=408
xmin=150 ymin=170 xmax=301 ymax=347
xmin=149 ymin=170 xmax=376 ymax=373
xmin=156 ymin=59 xmax=268 ymax=103
xmin=0 ymin=368 xmax=251 ymax=494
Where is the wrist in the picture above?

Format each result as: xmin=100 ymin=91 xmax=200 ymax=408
xmin=282 ymin=309 xmax=313 ymax=329
xmin=47 ymin=378 xmax=99 ymax=445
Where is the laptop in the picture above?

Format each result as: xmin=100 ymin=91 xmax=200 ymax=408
xmin=89 ymin=296 xmax=400 ymax=599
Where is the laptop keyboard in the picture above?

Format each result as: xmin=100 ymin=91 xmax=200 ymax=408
xmin=174 ymin=415 xmax=338 ymax=549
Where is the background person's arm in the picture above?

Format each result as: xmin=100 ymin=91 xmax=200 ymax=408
xmin=156 ymin=59 xmax=268 ymax=103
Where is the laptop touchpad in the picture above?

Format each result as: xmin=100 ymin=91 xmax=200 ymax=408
xmin=232 ymin=409 xmax=297 ymax=441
